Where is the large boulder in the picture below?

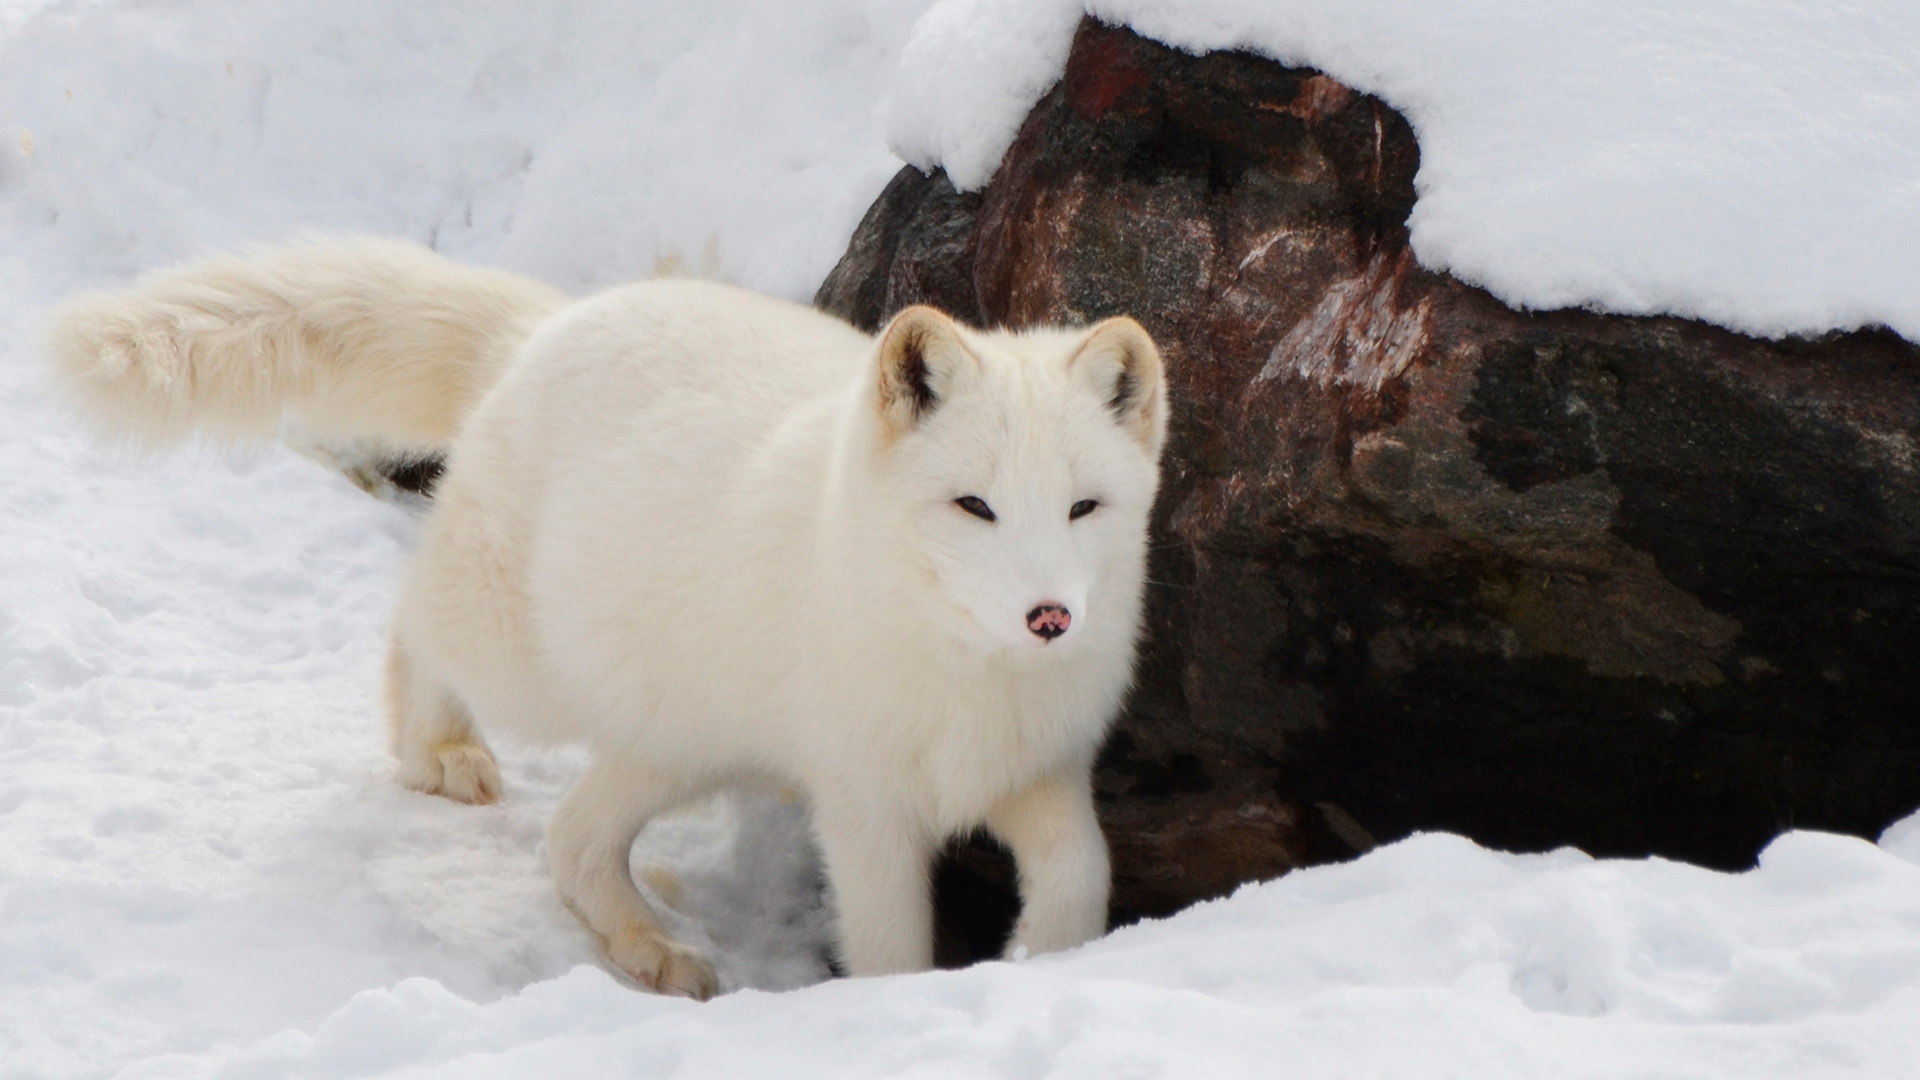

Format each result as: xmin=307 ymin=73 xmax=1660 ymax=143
xmin=819 ymin=18 xmax=1920 ymax=936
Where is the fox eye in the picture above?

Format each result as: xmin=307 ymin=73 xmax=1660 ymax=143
xmin=955 ymin=495 xmax=996 ymax=522
xmin=1070 ymin=499 xmax=1100 ymax=520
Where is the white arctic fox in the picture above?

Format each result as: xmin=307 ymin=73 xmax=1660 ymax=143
xmin=47 ymin=237 xmax=1168 ymax=998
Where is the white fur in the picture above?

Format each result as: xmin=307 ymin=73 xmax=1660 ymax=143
xmin=47 ymin=239 xmax=1169 ymax=998
xmin=46 ymin=236 xmax=568 ymax=455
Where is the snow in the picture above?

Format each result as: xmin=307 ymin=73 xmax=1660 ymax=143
xmin=3 ymin=0 xmax=1920 ymax=1077
xmin=0 ymin=0 xmax=929 ymax=299
xmin=74 ymin=832 xmax=1920 ymax=1078
xmin=890 ymin=0 xmax=1920 ymax=342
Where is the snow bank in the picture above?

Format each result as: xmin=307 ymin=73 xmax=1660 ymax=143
xmin=890 ymin=0 xmax=1920 ymax=341
xmin=121 ymin=828 xmax=1920 ymax=1078
xmin=0 ymin=0 xmax=933 ymax=300
xmin=8 ymin=0 xmax=1918 ymax=340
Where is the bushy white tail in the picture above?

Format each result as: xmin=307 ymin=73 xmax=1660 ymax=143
xmin=45 ymin=237 xmax=569 ymax=454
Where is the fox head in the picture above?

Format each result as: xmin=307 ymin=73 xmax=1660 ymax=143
xmin=859 ymin=305 xmax=1169 ymax=658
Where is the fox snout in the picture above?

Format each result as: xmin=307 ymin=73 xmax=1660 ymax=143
xmin=1026 ymin=603 xmax=1072 ymax=642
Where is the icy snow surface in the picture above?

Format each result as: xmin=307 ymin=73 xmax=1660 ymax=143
xmin=4 ymin=0 xmax=1920 ymax=1077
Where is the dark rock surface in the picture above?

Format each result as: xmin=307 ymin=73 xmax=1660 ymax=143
xmin=820 ymin=18 xmax=1920 ymax=945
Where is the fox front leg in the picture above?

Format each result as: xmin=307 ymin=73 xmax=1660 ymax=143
xmin=987 ymin=768 xmax=1111 ymax=957
xmin=812 ymin=799 xmax=936 ymax=976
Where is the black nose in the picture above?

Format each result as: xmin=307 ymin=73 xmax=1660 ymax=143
xmin=1027 ymin=604 xmax=1071 ymax=641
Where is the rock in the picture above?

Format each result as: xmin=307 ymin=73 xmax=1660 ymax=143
xmin=819 ymin=17 xmax=1920 ymax=939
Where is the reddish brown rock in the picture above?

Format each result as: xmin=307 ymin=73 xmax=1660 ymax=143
xmin=821 ymin=18 xmax=1920 ymax=942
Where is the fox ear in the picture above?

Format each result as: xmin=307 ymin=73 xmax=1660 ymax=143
xmin=874 ymin=305 xmax=976 ymax=439
xmin=1070 ymin=316 xmax=1167 ymax=455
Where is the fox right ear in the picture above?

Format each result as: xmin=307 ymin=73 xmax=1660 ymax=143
xmin=1070 ymin=316 xmax=1168 ymax=457
xmin=873 ymin=305 xmax=976 ymax=440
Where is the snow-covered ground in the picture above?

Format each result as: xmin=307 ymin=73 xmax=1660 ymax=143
xmin=3 ymin=1 xmax=1919 ymax=1077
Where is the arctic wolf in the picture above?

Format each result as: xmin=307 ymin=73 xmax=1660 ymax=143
xmin=48 ymin=238 xmax=1169 ymax=998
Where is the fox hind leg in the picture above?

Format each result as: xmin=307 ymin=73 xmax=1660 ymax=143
xmin=384 ymin=634 xmax=502 ymax=805
xmin=547 ymin=754 xmax=719 ymax=999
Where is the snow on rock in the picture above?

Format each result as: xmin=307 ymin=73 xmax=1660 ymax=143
xmin=888 ymin=0 xmax=1920 ymax=342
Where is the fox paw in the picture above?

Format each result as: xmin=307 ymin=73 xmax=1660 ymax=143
xmin=608 ymin=927 xmax=719 ymax=1000
xmin=398 ymin=740 xmax=502 ymax=805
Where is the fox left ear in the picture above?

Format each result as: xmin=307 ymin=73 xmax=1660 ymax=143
xmin=873 ymin=305 xmax=978 ymax=441
xmin=1070 ymin=317 xmax=1168 ymax=456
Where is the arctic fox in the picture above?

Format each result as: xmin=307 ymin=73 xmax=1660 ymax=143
xmin=47 ymin=237 xmax=1169 ymax=998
